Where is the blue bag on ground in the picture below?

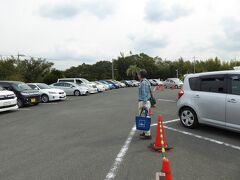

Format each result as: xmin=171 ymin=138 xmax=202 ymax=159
xmin=135 ymin=109 xmax=151 ymax=131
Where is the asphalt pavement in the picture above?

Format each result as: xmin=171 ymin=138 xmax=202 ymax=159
xmin=0 ymin=88 xmax=239 ymax=180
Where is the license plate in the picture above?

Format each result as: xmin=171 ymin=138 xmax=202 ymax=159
xmin=3 ymin=101 xmax=11 ymax=106
xmin=31 ymin=98 xmax=36 ymax=103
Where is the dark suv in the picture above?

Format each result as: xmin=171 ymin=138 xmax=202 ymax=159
xmin=0 ymin=81 xmax=41 ymax=107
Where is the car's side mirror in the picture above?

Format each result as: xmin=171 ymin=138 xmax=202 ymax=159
xmin=34 ymin=87 xmax=39 ymax=90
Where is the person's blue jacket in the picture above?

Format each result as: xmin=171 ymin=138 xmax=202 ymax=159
xmin=138 ymin=78 xmax=151 ymax=104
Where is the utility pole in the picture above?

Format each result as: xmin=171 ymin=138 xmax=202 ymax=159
xmin=176 ymin=69 xmax=179 ymax=78
xmin=112 ymin=59 xmax=114 ymax=80
xmin=17 ymin=52 xmax=25 ymax=60
xmin=193 ymin=56 xmax=196 ymax=74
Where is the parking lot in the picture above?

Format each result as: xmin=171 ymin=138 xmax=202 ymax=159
xmin=0 ymin=87 xmax=240 ymax=180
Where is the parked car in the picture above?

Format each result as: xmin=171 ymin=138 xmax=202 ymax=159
xmin=0 ymin=86 xmax=18 ymax=112
xmin=112 ymin=80 xmax=126 ymax=88
xmin=99 ymin=80 xmax=115 ymax=89
xmin=94 ymin=81 xmax=109 ymax=91
xmin=28 ymin=83 xmax=66 ymax=103
xmin=177 ymin=70 xmax=240 ymax=132
xmin=92 ymin=82 xmax=105 ymax=92
xmin=121 ymin=80 xmax=134 ymax=87
xmin=58 ymin=78 xmax=98 ymax=93
xmin=164 ymin=78 xmax=183 ymax=89
xmin=131 ymin=80 xmax=140 ymax=87
xmin=152 ymin=79 xmax=164 ymax=86
xmin=50 ymin=82 xmax=89 ymax=96
xmin=105 ymin=80 xmax=120 ymax=89
xmin=0 ymin=81 xmax=40 ymax=107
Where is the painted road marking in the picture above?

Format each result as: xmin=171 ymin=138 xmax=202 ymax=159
xmin=151 ymin=119 xmax=179 ymax=126
xmin=164 ymin=126 xmax=240 ymax=151
xmin=41 ymin=103 xmax=58 ymax=105
xmin=105 ymin=119 xmax=178 ymax=179
xmin=105 ymin=126 xmax=136 ymax=180
xmin=158 ymin=99 xmax=177 ymax=103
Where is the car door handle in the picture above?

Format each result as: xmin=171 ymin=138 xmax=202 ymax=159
xmin=228 ymin=99 xmax=237 ymax=103
xmin=194 ymin=95 xmax=200 ymax=98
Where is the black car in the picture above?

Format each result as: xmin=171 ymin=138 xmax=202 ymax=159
xmin=0 ymin=81 xmax=41 ymax=107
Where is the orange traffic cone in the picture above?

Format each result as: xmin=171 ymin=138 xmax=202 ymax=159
xmin=161 ymin=158 xmax=172 ymax=180
xmin=151 ymin=115 xmax=171 ymax=151
xmin=153 ymin=115 xmax=162 ymax=149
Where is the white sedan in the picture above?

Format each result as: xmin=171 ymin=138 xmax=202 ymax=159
xmin=50 ymin=82 xmax=90 ymax=96
xmin=0 ymin=86 xmax=18 ymax=112
xmin=28 ymin=83 xmax=66 ymax=103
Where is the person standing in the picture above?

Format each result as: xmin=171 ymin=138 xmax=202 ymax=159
xmin=137 ymin=69 xmax=152 ymax=139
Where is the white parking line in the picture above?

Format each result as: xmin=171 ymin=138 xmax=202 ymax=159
xmin=41 ymin=103 xmax=58 ymax=105
xmin=151 ymin=119 xmax=179 ymax=127
xmin=105 ymin=126 xmax=136 ymax=180
xmin=158 ymin=99 xmax=177 ymax=103
xmin=164 ymin=126 xmax=240 ymax=151
xmin=105 ymin=119 xmax=178 ymax=180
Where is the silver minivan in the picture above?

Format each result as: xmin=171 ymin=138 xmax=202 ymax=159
xmin=177 ymin=70 xmax=240 ymax=132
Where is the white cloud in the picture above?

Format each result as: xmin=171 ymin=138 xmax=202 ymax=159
xmin=0 ymin=0 xmax=240 ymax=69
xmin=144 ymin=0 xmax=192 ymax=23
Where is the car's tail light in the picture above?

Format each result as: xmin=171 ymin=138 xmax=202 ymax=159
xmin=178 ymin=89 xmax=184 ymax=99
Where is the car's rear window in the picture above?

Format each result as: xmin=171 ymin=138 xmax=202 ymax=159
xmin=189 ymin=77 xmax=200 ymax=91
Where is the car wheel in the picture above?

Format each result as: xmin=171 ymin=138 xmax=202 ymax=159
xmin=175 ymin=85 xmax=178 ymax=89
xmin=180 ymin=107 xmax=199 ymax=128
xmin=17 ymin=99 xmax=24 ymax=108
xmin=74 ymin=90 xmax=81 ymax=96
xmin=41 ymin=94 xmax=49 ymax=103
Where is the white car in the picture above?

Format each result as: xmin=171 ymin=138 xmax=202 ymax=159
xmin=93 ymin=82 xmax=106 ymax=92
xmin=28 ymin=83 xmax=66 ymax=103
xmin=95 ymin=81 xmax=109 ymax=90
xmin=58 ymin=78 xmax=98 ymax=93
xmin=79 ymin=84 xmax=97 ymax=94
xmin=50 ymin=82 xmax=89 ymax=96
xmin=131 ymin=80 xmax=140 ymax=87
xmin=164 ymin=78 xmax=183 ymax=89
xmin=0 ymin=86 xmax=18 ymax=112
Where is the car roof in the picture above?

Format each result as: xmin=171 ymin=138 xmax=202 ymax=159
xmin=186 ymin=70 xmax=240 ymax=79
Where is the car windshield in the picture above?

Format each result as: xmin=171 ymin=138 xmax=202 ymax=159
xmin=12 ymin=82 xmax=32 ymax=91
xmin=81 ymin=78 xmax=90 ymax=83
xmin=37 ymin=83 xmax=51 ymax=89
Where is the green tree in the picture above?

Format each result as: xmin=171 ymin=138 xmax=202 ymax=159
xmin=43 ymin=69 xmax=64 ymax=84
xmin=126 ymin=65 xmax=140 ymax=79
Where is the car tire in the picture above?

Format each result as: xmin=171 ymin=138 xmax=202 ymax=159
xmin=74 ymin=90 xmax=81 ymax=96
xmin=175 ymin=85 xmax=178 ymax=89
xmin=17 ymin=99 xmax=24 ymax=108
xmin=180 ymin=107 xmax=199 ymax=128
xmin=41 ymin=94 xmax=49 ymax=103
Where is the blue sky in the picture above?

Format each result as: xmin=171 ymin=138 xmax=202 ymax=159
xmin=0 ymin=0 xmax=239 ymax=69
